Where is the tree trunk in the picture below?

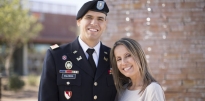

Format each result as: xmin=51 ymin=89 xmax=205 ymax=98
xmin=5 ymin=45 xmax=16 ymax=76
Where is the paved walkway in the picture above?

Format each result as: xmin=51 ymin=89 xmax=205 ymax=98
xmin=1 ymin=86 xmax=38 ymax=101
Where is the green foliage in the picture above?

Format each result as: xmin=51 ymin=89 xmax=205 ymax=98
xmin=9 ymin=74 xmax=25 ymax=91
xmin=0 ymin=0 xmax=43 ymax=45
xmin=27 ymin=74 xmax=38 ymax=86
xmin=0 ymin=0 xmax=43 ymax=76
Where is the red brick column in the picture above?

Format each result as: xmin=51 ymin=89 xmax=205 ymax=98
xmin=103 ymin=0 xmax=205 ymax=100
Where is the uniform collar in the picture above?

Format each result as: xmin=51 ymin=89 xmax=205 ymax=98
xmin=78 ymin=37 xmax=100 ymax=57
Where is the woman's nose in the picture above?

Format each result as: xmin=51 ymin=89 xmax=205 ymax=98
xmin=121 ymin=58 xmax=127 ymax=65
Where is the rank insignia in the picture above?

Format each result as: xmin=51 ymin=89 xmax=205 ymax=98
xmin=108 ymin=68 xmax=112 ymax=74
xmin=104 ymin=52 xmax=107 ymax=54
xmin=64 ymin=91 xmax=72 ymax=100
xmin=73 ymin=50 xmax=77 ymax=54
xmin=50 ymin=44 xmax=59 ymax=50
xmin=65 ymin=61 xmax=72 ymax=69
xmin=104 ymin=57 xmax=108 ymax=61
xmin=97 ymin=1 xmax=104 ymax=10
xmin=76 ymin=56 xmax=82 ymax=61
xmin=62 ymin=55 xmax=67 ymax=60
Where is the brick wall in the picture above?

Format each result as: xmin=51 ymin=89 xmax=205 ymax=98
xmin=103 ymin=0 xmax=205 ymax=100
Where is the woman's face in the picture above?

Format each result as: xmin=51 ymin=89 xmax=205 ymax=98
xmin=114 ymin=45 xmax=140 ymax=78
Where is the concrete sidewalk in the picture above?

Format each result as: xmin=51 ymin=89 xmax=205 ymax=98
xmin=1 ymin=86 xmax=38 ymax=101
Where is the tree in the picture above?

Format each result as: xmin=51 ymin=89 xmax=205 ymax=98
xmin=0 ymin=0 xmax=43 ymax=76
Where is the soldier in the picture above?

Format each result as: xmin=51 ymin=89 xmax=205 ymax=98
xmin=38 ymin=0 xmax=116 ymax=101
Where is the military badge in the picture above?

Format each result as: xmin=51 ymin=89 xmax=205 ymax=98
xmin=104 ymin=51 xmax=107 ymax=54
xmin=62 ymin=55 xmax=67 ymax=60
xmin=65 ymin=61 xmax=72 ymax=69
xmin=96 ymin=1 xmax=104 ymax=10
xmin=64 ymin=91 xmax=72 ymax=100
xmin=76 ymin=56 xmax=82 ymax=61
xmin=59 ymin=70 xmax=79 ymax=74
xmin=73 ymin=50 xmax=77 ymax=54
xmin=104 ymin=57 xmax=108 ymax=61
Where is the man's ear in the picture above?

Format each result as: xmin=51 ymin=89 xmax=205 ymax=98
xmin=105 ymin=18 xmax=108 ymax=26
xmin=105 ymin=18 xmax=108 ymax=24
xmin=77 ymin=19 xmax=81 ymax=26
xmin=105 ymin=16 xmax=108 ymax=25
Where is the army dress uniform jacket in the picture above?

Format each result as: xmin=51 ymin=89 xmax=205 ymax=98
xmin=38 ymin=38 xmax=117 ymax=101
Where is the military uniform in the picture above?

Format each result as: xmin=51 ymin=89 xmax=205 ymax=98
xmin=38 ymin=38 xmax=116 ymax=101
xmin=38 ymin=0 xmax=116 ymax=100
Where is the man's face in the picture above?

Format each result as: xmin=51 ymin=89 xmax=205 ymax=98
xmin=77 ymin=10 xmax=107 ymax=42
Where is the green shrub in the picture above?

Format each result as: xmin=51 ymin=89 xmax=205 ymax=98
xmin=28 ymin=74 xmax=38 ymax=86
xmin=9 ymin=74 xmax=25 ymax=91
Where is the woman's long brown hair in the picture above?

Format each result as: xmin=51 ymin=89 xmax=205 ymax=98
xmin=110 ymin=38 xmax=157 ymax=95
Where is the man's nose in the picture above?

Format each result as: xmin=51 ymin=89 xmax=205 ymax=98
xmin=91 ymin=19 xmax=98 ymax=25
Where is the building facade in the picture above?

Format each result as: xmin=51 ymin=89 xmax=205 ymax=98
xmin=13 ymin=1 xmax=77 ymax=75
xmin=103 ymin=0 xmax=205 ymax=101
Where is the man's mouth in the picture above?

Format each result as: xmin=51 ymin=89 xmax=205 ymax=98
xmin=88 ymin=28 xmax=98 ymax=32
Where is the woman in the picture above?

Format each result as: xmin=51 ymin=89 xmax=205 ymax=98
xmin=110 ymin=38 xmax=165 ymax=101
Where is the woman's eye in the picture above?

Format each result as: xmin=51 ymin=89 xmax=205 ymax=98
xmin=116 ymin=58 xmax=121 ymax=61
xmin=126 ymin=54 xmax=131 ymax=58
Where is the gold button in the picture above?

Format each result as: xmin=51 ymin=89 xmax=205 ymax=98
xmin=66 ymin=81 xmax=70 ymax=85
xmin=94 ymin=95 xmax=97 ymax=100
xmin=94 ymin=82 xmax=97 ymax=86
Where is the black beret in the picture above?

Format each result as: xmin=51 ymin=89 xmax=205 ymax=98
xmin=76 ymin=0 xmax=109 ymax=20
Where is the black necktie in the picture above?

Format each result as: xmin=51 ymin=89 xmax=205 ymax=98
xmin=86 ymin=48 xmax=96 ymax=72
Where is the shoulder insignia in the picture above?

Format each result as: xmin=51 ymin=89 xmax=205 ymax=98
xmin=50 ymin=44 xmax=59 ymax=50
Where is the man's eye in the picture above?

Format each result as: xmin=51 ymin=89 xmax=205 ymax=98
xmin=98 ymin=18 xmax=103 ymax=21
xmin=86 ymin=16 xmax=92 ymax=19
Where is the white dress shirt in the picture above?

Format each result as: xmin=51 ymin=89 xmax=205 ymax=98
xmin=78 ymin=37 xmax=100 ymax=67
